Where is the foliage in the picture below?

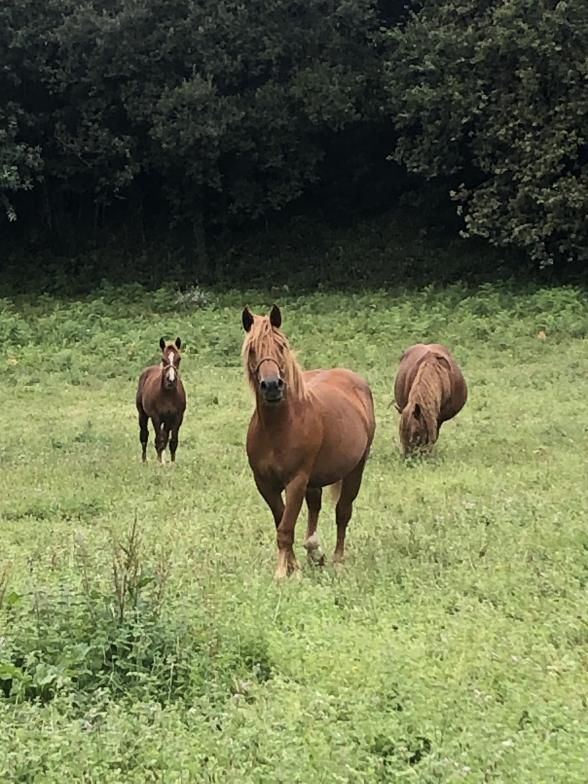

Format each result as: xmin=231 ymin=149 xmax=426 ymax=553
xmin=3 ymin=0 xmax=588 ymax=275
xmin=0 ymin=208 xmax=537 ymax=298
xmin=1 ymin=284 xmax=588 ymax=780
xmin=0 ymin=0 xmax=387 ymax=233
xmin=385 ymin=0 xmax=588 ymax=267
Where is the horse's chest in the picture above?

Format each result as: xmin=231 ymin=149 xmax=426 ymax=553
xmin=248 ymin=439 xmax=304 ymax=486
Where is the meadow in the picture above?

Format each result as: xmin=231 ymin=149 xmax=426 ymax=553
xmin=1 ymin=281 xmax=587 ymax=782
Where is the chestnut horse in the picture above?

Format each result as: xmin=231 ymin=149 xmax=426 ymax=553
xmin=242 ymin=305 xmax=376 ymax=579
xmin=393 ymin=343 xmax=467 ymax=455
xmin=136 ymin=337 xmax=186 ymax=463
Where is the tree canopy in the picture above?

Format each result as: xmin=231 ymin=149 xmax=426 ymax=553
xmin=1 ymin=0 xmax=586 ymax=268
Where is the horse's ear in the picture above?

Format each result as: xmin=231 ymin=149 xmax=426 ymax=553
xmin=269 ymin=304 xmax=282 ymax=328
xmin=175 ymin=337 xmax=182 ymax=349
xmin=413 ymin=403 xmax=421 ymax=420
xmin=242 ymin=307 xmax=254 ymax=332
xmin=159 ymin=337 xmax=166 ymax=351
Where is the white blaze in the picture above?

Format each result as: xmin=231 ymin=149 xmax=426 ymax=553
xmin=166 ymin=352 xmax=176 ymax=382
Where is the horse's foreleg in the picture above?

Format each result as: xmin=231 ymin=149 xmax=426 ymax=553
xmin=276 ymin=475 xmax=308 ymax=579
xmin=137 ymin=407 xmax=149 ymax=463
xmin=334 ymin=457 xmax=367 ymax=564
xmin=304 ymin=487 xmax=325 ymax=566
xmin=152 ymin=417 xmax=166 ymax=464
xmin=254 ymin=477 xmax=285 ymax=529
xmin=169 ymin=416 xmax=183 ymax=463
xmin=160 ymin=422 xmax=171 ymax=464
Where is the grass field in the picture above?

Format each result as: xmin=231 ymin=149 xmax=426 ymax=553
xmin=1 ymin=282 xmax=588 ymax=782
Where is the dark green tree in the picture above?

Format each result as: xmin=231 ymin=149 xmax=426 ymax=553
xmin=385 ymin=0 xmax=588 ymax=266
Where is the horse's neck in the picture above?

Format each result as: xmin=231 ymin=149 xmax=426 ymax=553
xmin=254 ymin=395 xmax=299 ymax=431
xmin=410 ymin=361 xmax=442 ymax=418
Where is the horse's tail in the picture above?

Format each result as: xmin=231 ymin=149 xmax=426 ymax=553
xmin=328 ymin=481 xmax=342 ymax=505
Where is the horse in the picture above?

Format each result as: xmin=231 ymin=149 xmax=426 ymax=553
xmin=241 ymin=304 xmax=376 ymax=580
xmin=136 ymin=337 xmax=186 ymax=464
xmin=393 ymin=343 xmax=467 ymax=456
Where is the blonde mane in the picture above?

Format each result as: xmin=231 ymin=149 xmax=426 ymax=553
xmin=400 ymin=355 xmax=450 ymax=447
xmin=241 ymin=316 xmax=307 ymax=400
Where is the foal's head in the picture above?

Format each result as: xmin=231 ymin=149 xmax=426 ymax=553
xmin=159 ymin=337 xmax=182 ymax=390
xmin=241 ymin=304 xmax=304 ymax=405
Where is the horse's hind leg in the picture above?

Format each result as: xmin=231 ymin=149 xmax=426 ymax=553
xmin=137 ymin=406 xmax=149 ymax=463
xmin=333 ymin=457 xmax=367 ymax=564
xmin=304 ymin=487 xmax=325 ymax=566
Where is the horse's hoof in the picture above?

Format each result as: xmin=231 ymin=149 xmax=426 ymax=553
xmin=306 ymin=550 xmax=326 ymax=567
xmin=304 ymin=536 xmax=325 ymax=567
xmin=287 ymin=560 xmax=301 ymax=577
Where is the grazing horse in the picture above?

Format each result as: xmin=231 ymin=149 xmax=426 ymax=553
xmin=242 ymin=305 xmax=376 ymax=579
xmin=136 ymin=337 xmax=186 ymax=464
xmin=393 ymin=343 xmax=467 ymax=455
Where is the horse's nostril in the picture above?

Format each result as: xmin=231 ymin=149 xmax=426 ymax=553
xmin=277 ymin=378 xmax=284 ymax=388
xmin=260 ymin=380 xmax=267 ymax=390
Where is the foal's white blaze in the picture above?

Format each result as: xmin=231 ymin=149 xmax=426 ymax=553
xmin=166 ymin=351 xmax=177 ymax=383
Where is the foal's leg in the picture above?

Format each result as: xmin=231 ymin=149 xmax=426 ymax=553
xmin=152 ymin=417 xmax=166 ymax=464
xmin=160 ymin=422 xmax=171 ymax=464
xmin=169 ymin=416 xmax=183 ymax=463
xmin=303 ymin=487 xmax=325 ymax=566
xmin=334 ymin=457 xmax=367 ymax=564
xmin=137 ymin=407 xmax=149 ymax=463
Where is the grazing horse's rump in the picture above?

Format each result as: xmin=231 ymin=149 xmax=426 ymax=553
xmin=242 ymin=305 xmax=375 ymax=579
xmin=394 ymin=343 xmax=467 ymax=455
xmin=136 ymin=337 xmax=186 ymax=463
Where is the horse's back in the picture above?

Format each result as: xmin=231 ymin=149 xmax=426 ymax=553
xmin=304 ymin=368 xmax=376 ymax=442
xmin=136 ymin=366 xmax=157 ymax=409
xmin=394 ymin=343 xmax=467 ymax=415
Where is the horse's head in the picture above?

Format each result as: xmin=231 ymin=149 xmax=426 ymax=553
xmin=241 ymin=304 xmax=294 ymax=405
xmin=159 ymin=337 xmax=182 ymax=390
xmin=399 ymin=402 xmax=437 ymax=455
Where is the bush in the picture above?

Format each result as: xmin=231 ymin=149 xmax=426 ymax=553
xmin=385 ymin=0 xmax=588 ymax=267
xmin=0 ymin=0 xmax=386 ymax=235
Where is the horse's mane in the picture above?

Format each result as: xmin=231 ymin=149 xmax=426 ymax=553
xmin=241 ymin=317 xmax=307 ymax=400
xmin=400 ymin=354 xmax=449 ymax=445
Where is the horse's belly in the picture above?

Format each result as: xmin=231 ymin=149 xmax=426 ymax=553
xmin=310 ymin=408 xmax=372 ymax=485
xmin=309 ymin=447 xmax=367 ymax=488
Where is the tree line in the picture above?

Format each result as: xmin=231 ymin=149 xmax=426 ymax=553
xmin=1 ymin=0 xmax=586 ymax=268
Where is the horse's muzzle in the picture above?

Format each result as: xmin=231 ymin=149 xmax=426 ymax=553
xmin=260 ymin=378 xmax=284 ymax=403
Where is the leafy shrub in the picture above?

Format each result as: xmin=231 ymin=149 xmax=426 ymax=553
xmin=0 ymin=523 xmax=274 ymax=709
xmin=385 ymin=0 xmax=588 ymax=267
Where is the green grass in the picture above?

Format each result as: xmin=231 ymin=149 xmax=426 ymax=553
xmin=1 ymin=282 xmax=588 ymax=782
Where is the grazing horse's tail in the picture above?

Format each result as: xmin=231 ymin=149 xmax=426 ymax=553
xmin=329 ymin=481 xmax=342 ymax=505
